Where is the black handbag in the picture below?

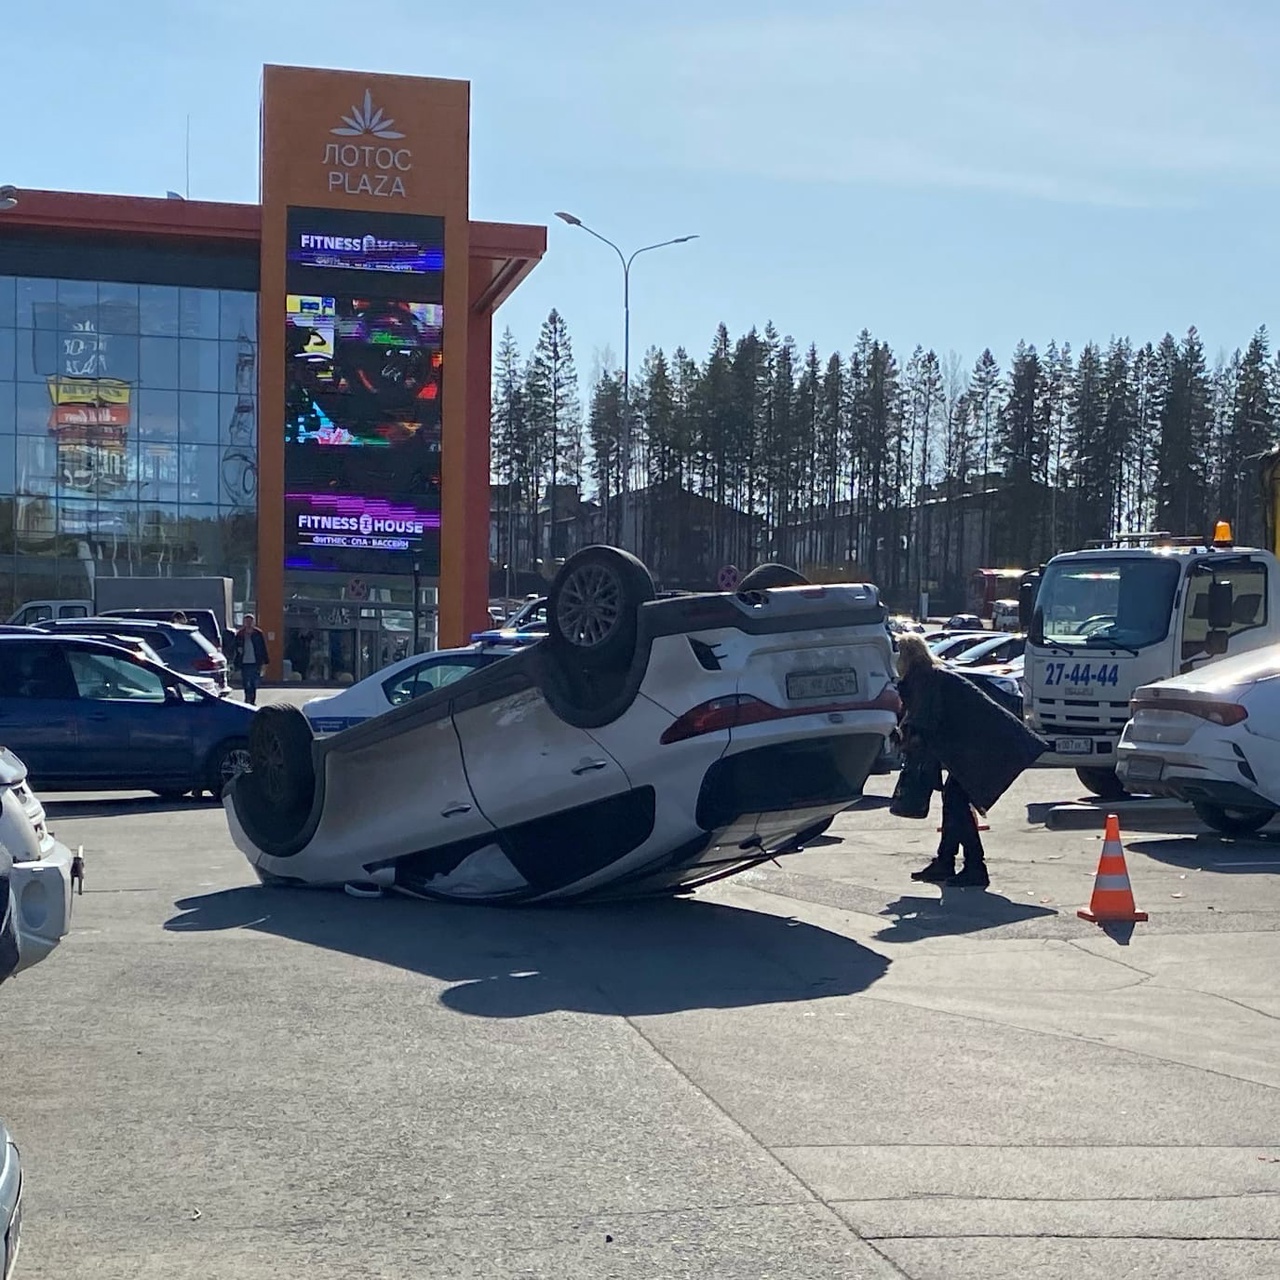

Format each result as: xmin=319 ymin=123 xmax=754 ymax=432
xmin=890 ymin=737 xmax=942 ymax=820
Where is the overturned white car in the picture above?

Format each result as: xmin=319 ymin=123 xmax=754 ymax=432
xmin=225 ymin=548 xmax=899 ymax=903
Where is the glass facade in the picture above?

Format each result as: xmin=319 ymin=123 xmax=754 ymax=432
xmin=0 ymin=277 xmax=258 ymax=619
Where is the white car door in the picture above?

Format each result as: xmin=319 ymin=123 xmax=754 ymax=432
xmin=453 ymin=685 xmax=631 ymax=831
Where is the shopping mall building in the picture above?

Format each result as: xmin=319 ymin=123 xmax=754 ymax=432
xmin=0 ymin=64 xmax=545 ymax=681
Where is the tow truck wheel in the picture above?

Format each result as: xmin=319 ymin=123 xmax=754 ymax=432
xmin=1192 ymin=802 xmax=1277 ymax=836
xmin=1076 ymin=767 xmax=1128 ymax=801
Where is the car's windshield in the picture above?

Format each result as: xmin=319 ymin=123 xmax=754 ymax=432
xmin=1035 ymin=557 xmax=1181 ymax=648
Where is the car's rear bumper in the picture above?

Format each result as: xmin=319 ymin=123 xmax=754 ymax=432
xmin=1116 ymin=726 xmax=1271 ymax=808
xmin=10 ymin=839 xmax=75 ymax=973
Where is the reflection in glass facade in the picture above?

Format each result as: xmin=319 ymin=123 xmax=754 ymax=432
xmin=0 ymin=278 xmax=258 ymax=618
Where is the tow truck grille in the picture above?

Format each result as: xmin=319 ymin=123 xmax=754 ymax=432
xmin=1034 ymin=699 xmax=1131 ymax=730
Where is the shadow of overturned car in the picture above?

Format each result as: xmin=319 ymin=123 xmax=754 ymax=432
xmin=164 ymin=886 xmax=890 ymax=1018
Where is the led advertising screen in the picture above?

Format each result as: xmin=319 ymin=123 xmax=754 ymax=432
xmin=283 ymin=206 xmax=445 ymax=574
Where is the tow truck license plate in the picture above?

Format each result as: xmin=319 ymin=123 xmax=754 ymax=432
xmin=1055 ymin=737 xmax=1093 ymax=755
xmin=787 ymin=669 xmax=859 ymax=700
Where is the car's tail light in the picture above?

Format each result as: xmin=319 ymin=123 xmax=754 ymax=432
xmin=660 ymin=695 xmax=778 ymax=744
xmin=660 ymin=687 xmax=899 ymax=745
xmin=192 ymin=655 xmax=225 ymax=672
xmin=1130 ymin=695 xmax=1248 ymax=726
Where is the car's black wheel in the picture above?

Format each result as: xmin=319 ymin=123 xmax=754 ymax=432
xmin=248 ymin=703 xmax=316 ymax=811
xmin=1192 ymin=802 xmax=1277 ymax=836
xmin=205 ymin=737 xmax=252 ymax=799
xmin=547 ymin=545 xmax=655 ymax=672
xmin=1076 ymin=767 xmax=1128 ymax=801
xmin=737 ymin=563 xmax=810 ymax=590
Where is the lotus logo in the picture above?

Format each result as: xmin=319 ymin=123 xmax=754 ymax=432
xmin=331 ymin=90 xmax=405 ymax=140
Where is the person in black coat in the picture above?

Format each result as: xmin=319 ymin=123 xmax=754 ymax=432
xmin=231 ymin=614 xmax=271 ymax=706
xmin=895 ymin=633 xmax=1048 ymax=888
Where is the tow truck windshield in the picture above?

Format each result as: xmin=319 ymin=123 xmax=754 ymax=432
xmin=1035 ymin=557 xmax=1181 ymax=650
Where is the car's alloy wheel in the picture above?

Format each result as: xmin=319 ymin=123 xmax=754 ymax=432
xmin=547 ymin=546 xmax=655 ymax=675
xmin=556 ymin=562 xmax=624 ymax=649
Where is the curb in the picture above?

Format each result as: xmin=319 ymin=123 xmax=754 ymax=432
xmin=1030 ymin=798 xmax=1198 ymax=832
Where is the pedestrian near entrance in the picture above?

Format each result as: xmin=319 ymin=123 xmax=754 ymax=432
xmin=894 ymin=634 xmax=1048 ymax=888
xmin=232 ymin=614 xmax=270 ymax=706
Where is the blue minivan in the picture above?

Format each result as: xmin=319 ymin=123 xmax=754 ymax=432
xmin=0 ymin=634 xmax=255 ymax=797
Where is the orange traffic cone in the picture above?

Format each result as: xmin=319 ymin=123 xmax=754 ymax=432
xmin=1078 ymin=813 xmax=1148 ymax=923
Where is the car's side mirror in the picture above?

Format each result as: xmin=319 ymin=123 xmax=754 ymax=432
xmin=1029 ymin=606 xmax=1045 ymax=646
xmin=1208 ymin=581 xmax=1235 ymax=631
xmin=164 ymin=684 xmax=183 ymax=704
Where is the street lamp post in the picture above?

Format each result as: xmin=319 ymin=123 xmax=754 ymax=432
xmin=554 ymin=212 xmax=696 ymax=544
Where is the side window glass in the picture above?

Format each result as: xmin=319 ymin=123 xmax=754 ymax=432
xmin=66 ymin=651 xmax=167 ymax=702
xmin=429 ymin=661 xmax=482 ymax=691
xmin=62 ymin=605 xmax=88 ymax=618
xmin=382 ymin=662 xmax=429 ymax=707
xmin=1182 ymin=564 xmax=1268 ymax=659
xmin=7 ymin=644 xmax=78 ymax=700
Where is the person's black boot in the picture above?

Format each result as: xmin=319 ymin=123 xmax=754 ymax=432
xmin=911 ymin=857 xmax=956 ymax=883
xmin=946 ymin=862 xmax=990 ymax=889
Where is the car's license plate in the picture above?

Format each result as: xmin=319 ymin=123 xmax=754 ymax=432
xmin=1055 ymin=737 xmax=1093 ymax=755
xmin=1125 ymin=755 xmax=1164 ymax=781
xmin=786 ymin=669 xmax=859 ymax=700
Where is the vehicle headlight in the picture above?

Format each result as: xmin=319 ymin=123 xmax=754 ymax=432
xmin=990 ymin=676 xmax=1020 ymax=697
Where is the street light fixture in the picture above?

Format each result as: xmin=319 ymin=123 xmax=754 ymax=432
xmin=554 ymin=211 xmax=697 ymax=536
xmin=0 ymin=186 xmax=17 ymax=211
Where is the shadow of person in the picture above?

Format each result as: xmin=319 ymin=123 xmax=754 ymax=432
xmin=165 ymin=886 xmax=890 ymax=1019
xmin=875 ymin=888 xmax=1057 ymax=943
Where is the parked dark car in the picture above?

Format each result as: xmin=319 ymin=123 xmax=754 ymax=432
xmin=0 ymin=635 xmax=254 ymax=797
xmin=99 ymin=607 xmax=227 ymax=651
xmin=34 ymin=618 xmax=229 ymax=694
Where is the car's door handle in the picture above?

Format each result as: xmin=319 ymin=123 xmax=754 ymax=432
xmin=441 ymin=802 xmax=472 ymax=817
xmin=572 ymin=759 xmax=609 ymax=775
xmin=87 ymin=713 xmax=109 ymax=722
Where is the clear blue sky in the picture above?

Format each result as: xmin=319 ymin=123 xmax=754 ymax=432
xmin=3 ymin=0 xmax=1276 ymax=381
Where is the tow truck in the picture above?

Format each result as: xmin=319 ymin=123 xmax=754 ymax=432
xmin=1022 ymin=520 xmax=1280 ymax=798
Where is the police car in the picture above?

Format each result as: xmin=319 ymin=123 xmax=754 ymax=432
xmin=302 ymin=642 xmax=535 ymax=735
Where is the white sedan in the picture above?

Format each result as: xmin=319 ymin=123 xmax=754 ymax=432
xmin=0 ymin=746 xmax=77 ymax=981
xmin=1116 ymin=643 xmax=1280 ymax=834
xmin=303 ymin=645 xmax=522 ymax=735
xmin=225 ymin=548 xmax=900 ymax=903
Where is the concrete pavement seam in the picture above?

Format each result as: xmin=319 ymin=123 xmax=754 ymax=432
xmin=861 ymin=1233 xmax=1280 ymax=1241
xmin=858 ymin=989 xmax=1280 ymax=1096
xmin=603 ymin=1009 xmax=918 ymax=1279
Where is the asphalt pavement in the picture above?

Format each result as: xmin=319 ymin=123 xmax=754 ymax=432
xmin=3 ymin=755 xmax=1280 ymax=1279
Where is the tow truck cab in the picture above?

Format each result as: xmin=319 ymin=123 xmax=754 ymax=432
xmin=1024 ymin=525 xmax=1280 ymax=796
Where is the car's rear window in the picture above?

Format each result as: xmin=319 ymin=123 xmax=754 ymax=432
xmin=190 ymin=631 xmax=220 ymax=656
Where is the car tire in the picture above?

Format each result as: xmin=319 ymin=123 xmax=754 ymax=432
xmin=547 ymin=545 xmax=655 ymax=672
xmin=1076 ymin=767 xmax=1128 ymax=801
xmin=248 ymin=704 xmax=316 ymax=812
xmin=1192 ymin=802 xmax=1277 ymax=836
xmin=205 ymin=737 xmax=252 ymax=799
xmin=736 ymin=563 xmax=810 ymax=590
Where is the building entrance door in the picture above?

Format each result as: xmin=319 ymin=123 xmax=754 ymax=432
xmin=283 ymin=589 xmax=438 ymax=686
